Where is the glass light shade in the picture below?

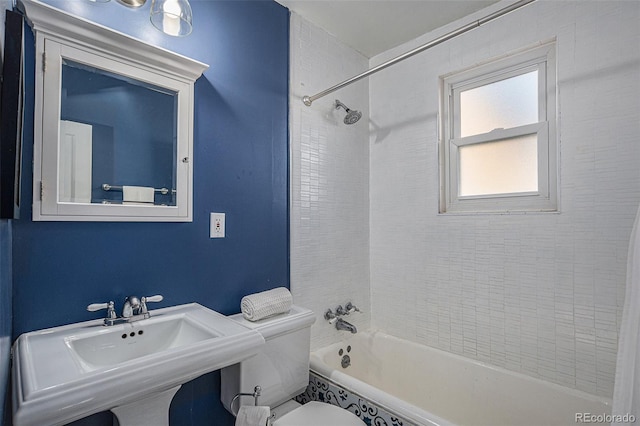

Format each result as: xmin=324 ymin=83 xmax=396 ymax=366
xmin=150 ymin=0 xmax=193 ymax=37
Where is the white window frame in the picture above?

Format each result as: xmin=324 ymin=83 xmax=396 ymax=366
xmin=439 ymin=42 xmax=557 ymax=214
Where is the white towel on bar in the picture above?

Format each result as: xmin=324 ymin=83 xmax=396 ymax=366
xmin=235 ymin=406 xmax=271 ymax=426
xmin=241 ymin=287 xmax=292 ymax=322
xmin=122 ymin=185 xmax=155 ymax=204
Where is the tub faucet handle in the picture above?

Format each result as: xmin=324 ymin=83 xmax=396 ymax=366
xmin=345 ymin=302 xmax=360 ymax=314
xmin=324 ymin=309 xmax=338 ymax=324
xmin=335 ymin=305 xmax=346 ymax=316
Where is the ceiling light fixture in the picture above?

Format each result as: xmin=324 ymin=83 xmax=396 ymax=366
xmin=87 ymin=0 xmax=193 ymax=37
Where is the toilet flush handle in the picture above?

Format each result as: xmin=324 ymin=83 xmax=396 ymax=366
xmin=253 ymin=385 xmax=261 ymax=405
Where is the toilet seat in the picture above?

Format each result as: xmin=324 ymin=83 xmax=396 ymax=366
xmin=272 ymin=401 xmax=365 ymax=426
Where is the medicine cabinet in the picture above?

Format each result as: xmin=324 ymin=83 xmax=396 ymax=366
xmin=20 ymin=0 xmax=208 ymax=221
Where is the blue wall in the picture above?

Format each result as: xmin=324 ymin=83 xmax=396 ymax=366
xmin=12 ymin=0 xmax=289 ymax=424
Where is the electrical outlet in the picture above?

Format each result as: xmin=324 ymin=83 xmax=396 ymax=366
xmin=210 ymin=213 xmax=225 ymax=238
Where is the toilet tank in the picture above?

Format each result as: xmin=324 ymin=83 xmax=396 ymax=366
xmin=221 ymin=305 xmax=316 ymax=414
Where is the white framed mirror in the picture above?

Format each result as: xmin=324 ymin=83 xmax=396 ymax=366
xmin=20 ymin=0 xmax=208 ymax=221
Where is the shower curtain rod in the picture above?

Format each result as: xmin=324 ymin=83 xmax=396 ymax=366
xmin=302 ymin=0 xmax=535 ymax=107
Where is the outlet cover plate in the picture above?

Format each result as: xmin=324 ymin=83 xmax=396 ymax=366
xmin=210 ymin=213 xmax=225 ymax=238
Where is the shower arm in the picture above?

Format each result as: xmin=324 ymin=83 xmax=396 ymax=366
xmin=301 ymin=0 xmax=535 ymax=107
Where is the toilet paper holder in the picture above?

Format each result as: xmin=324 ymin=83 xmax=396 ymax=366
xmin=231 ymin=385 xmax=263 ymax=416
xmin=231 ymin=385 xmax=276 ymax=425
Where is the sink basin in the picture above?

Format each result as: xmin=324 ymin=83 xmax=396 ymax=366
xmin=67 ymin=314 xmax=218 ymax=370
xmin=12 ymin=303 xmax=265 ymax=426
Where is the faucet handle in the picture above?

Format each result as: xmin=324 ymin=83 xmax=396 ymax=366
xmin=143 ymin=295 xmax=163 ymax=303
xmin=324 ymin=309 xmax=338 ymax=324
xmin=140 ymin=295 xmax=163 ymax=314
xmin=87 ymin=301 xmax=116 ymax=320
xmin=345 ymin=302 xmax=360 ymax=314
xmin=87 ymin=302 xmax=110 ymax=312
xmin=335 ymin=305 xmax=346 ymax=316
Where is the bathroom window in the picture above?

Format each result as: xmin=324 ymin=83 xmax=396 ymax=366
xmin=439 ymin=42 xmax=557 ymax=213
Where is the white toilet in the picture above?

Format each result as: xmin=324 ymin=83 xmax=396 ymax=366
xmin=221 ymin=305 xmax=365 ymax=426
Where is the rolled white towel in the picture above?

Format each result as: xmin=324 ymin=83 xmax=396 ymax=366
xmin=241 ymin=287 xmax=292 ymax=322
xmin=235 ymin=406 xmax=271 ymax=426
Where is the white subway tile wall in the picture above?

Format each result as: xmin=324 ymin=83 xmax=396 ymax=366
xmin=289 ymin=0 xmax=640 ymax=398
xmin=369 ymin=0 xmax=640 ymax=398
xmin=289 ymin=13 xmax=371 ymax=349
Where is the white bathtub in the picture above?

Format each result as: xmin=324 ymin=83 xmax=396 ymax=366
xmin=309 ymin=331 xmax=611 ymax=426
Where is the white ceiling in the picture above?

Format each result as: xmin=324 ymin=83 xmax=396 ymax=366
xmin=275 ymin=0 xmax=500 ymax=58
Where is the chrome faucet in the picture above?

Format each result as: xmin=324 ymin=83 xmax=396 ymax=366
xmin=325 ymin=301 xmax=361 ymax=333
xmin=88 ymin=294 xmax=163 ymax=326
xmin=122 ymin=296 xmax=142 ymax=318
xmin=335 ymin=318 xmax=357 ymax=334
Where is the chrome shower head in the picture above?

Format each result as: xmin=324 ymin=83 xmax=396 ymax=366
xmin=335 ymin=99 xmax=362 ymax=125
xmin=344 ymin=109 xmax=362 ymax=125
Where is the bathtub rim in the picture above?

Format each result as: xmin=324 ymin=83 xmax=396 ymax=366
xmin=310 ymin=330 xmax=612 ymax=426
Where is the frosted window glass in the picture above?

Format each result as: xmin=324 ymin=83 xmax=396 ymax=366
xmin=459 ymin=134 xmax=538 ymax=197
xmin=460 ymin=71 xmax=538 ymax=137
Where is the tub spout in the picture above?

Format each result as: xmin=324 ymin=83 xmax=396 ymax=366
xmin=335 ymin=318 xmax=357 ymax=333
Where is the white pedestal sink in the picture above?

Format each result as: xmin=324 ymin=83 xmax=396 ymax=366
xmin=12 ymin=303 xmax=265 ymax=426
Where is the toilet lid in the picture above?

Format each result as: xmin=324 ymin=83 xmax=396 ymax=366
xmin=273 ymin=401 xmax=365 ymax=426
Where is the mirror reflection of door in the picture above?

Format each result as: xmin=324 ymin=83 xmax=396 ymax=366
xmin=58 ymin=120 xmax=92 ymax=203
